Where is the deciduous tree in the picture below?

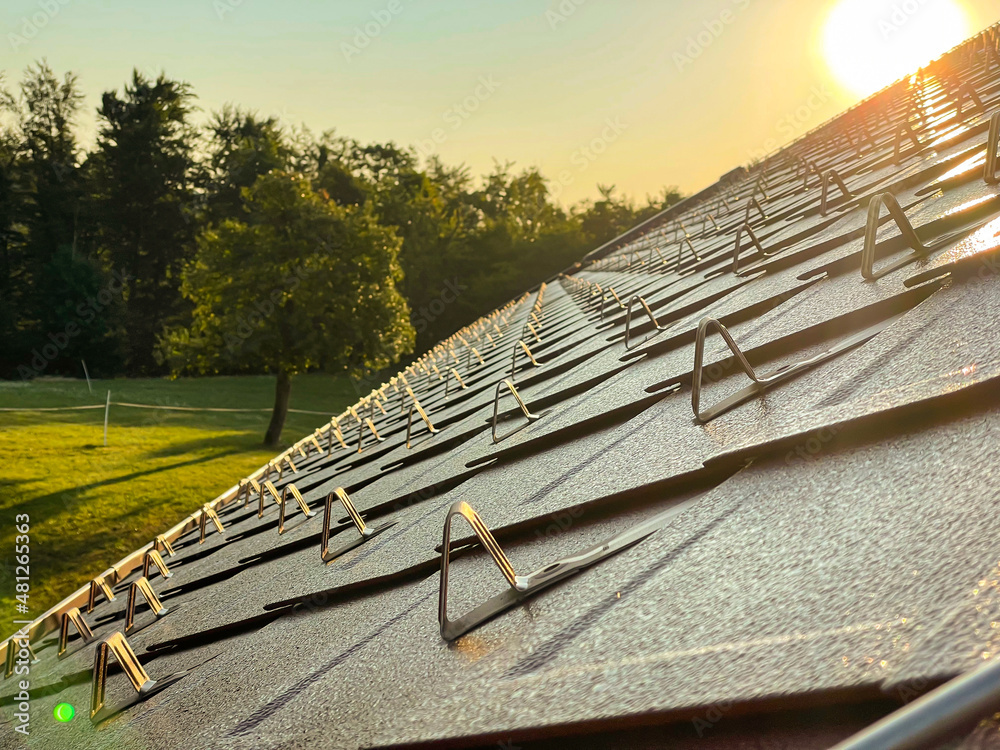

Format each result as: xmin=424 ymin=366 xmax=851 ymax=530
xmin=160 ymin=171 xmax=414 ymax=447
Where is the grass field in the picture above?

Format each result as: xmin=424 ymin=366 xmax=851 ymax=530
xmin=0 ymin=374 xmax=357 ymax=636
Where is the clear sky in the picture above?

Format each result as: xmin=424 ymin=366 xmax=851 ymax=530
xmin=3 ymin=0 xmax=998 ymax=205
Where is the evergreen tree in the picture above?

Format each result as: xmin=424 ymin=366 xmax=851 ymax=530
xmin=90 ymin=70 xmax=197 ymax=374
xmin=203 ymin=105 xmax=290 ymax=224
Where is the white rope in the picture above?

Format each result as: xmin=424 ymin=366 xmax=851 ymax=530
xmin=0 ymin=404 xmax=105 ymax=412
xmin=0 ymin=402 xmax=332 ymax=416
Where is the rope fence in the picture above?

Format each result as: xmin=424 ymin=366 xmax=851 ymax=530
xmin=0 ymin=402 xmax=332 ymax=416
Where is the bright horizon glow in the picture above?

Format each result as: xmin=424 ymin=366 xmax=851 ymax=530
xmin=3 ymin=0 xmax=998 ymax=204
xmin=822 ymin=0 xmax=973 ymax=98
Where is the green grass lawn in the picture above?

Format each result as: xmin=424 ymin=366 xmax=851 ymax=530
xmin=0 ymin=373 xmax=357 ymax=636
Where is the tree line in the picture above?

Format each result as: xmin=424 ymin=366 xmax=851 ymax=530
xmin=1 ymin=62 xmax=682 ymax=414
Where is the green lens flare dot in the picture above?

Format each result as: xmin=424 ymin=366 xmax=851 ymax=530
xmin=54 ymin=702 xmax=75 ymax=722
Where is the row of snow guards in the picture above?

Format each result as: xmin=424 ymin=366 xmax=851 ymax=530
xmin=5 ymin=21 xmax=1000 ymax=750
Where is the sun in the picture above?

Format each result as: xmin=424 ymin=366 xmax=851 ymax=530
xmin=821 ymin=0 xmax=972 ymax=98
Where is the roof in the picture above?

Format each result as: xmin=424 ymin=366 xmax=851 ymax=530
xmin=5 ymin=22 xmax=1000 ymax=750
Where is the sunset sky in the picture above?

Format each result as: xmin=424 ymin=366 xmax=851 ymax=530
xmin=4 ymin=0 xmax=999 ymax=205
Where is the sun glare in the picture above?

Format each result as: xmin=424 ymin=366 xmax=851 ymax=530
xmin=822 ymin=0 xmax=972 ymax=98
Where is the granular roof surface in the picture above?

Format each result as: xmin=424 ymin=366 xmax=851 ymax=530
xmin=4 ymin=22 xmax=1000 ymax=750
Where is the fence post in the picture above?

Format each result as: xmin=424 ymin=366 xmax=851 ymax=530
xmin=103 ymin=391 xmax=111 ymax=447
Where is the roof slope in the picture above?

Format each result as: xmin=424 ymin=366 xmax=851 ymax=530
xmin=4 ymin=22 xmax=1000 ymax=750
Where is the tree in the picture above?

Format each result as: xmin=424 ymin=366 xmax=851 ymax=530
xmin=0 ymin=62 xmax=687 ymax=386
xmin=577 ymin=184 xmax=684 ymax=247
xmin=89 ymin=70 xmax=198 ymax=374
xmin=202 ymin=105 xmax=290 ymax=223
xmin=0 ymin=73 xmax=23 ymax=375
xmin=0 ymin=62 xmax=125 ymax=378
xmin=326 ymin=142 xmax=478 ymax=351
xmin=18 ymin=62 xmax=82 ymax=270
xmin=159 ymin=171 xmax=414 ymax=447
xmin=456 ymin=162 xmax=584 ymax=318
xmin=25 ymin=246 xmax=125 ymax=378
xmin=577 ymin=184 xmax=638 ymax=246
xmin=637 ymin=185 xmax=685 ymax=223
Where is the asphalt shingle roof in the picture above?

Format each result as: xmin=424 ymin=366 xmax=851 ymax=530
xmin=4 ymin=23 xmax=1000 ymax=750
